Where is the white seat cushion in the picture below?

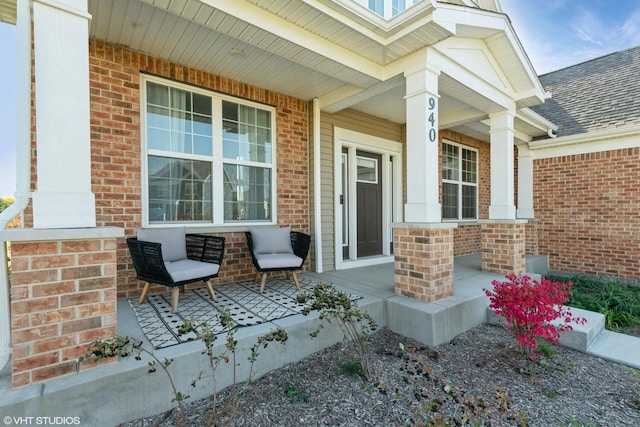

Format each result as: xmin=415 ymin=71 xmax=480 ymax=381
xmin=165 ymin=259 xmax=220 ymax=283
xmin=137 ymin=227 xmax=187 ymax=262
xmin=254 ymin=253 xmax=303 ymax=270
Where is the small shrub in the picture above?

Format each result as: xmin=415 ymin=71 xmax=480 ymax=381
xmin=285 ymin=386 xmax=310 ymax=403
xmin=81 ymin=309 xmax=288 ymax=427
xmin=295 ymin=283 xmax=378 ymax=380
xmin=484 ymin=274 xmax=586 ymax=359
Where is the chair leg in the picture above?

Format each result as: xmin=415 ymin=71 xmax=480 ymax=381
xmin=205 ymin=280 xmax=216 ymax=301
xmin=260 ymin=273 xmax=268 ymax=293
xmin=285 ymin=271 xmax=291 ymax=280
xmin=292 ymin=272 xmax=301 ymax=290
xmin=254 ymin=270 xmax=261 ymax=283
xmin=171 ymin=287 xmax=180 ymax=313
xmin=180 ymin=285 xmax=186 ymax=294
xmin=139 ymin=283 xmax=151 ymax=304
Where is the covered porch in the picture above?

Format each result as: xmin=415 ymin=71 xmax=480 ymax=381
xmin=0 ymin=253 xmax=549 ymax=425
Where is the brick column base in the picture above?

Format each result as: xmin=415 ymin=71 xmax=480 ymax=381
xmin=480 ymin=220 xmax=526 ymax=275
xmin=8 ymin=231 xmax=120 ymax=388
xmin=392 ymin=223 xmax=457 ymax=303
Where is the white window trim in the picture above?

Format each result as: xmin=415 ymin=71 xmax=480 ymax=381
xmin=140 ymin=74 xmax=278 ymax=227
xmin=442 ymin=139 xmax=479 ymax=222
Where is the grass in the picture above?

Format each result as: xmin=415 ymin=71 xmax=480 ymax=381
xmin=550 ymin=275 xmax=640 ymax=336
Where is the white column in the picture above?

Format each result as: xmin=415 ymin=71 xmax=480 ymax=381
xmin=488 ymin=110 xmax=516 ymax=220
xmin=404 ymin=65 xmax=441 ymax=223
xmin=32 ymin=0 xmax=96 ymax=229
xmin=516 ymin=143 xmax=534 ymax=219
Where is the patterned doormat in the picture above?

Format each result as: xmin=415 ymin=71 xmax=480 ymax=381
xmin=129 ymin=276 xmax=321 ymax=349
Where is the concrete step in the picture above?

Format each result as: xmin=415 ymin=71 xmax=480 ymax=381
xmin=525 ymin=255 xmax=549 ymax=276
xmin=487 ymin=306 xmax=605 ymax=352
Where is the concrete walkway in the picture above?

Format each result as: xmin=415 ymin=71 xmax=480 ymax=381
xmin=1 ymin=254 xmax=639 ymax=426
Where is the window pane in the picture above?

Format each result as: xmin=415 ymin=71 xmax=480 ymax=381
xmin=146 ymin=81 xmax=212 ymax=156
xmin=147 ymin=82 xmax=169 ymax=107
xmin=222 ymin=100 xmax=272 ymax=164
xmin=462 ymin=148 xmax=477 ymax=183
xmin=442 ymin=182 xmax=458 ymax=219
xmin=148 ymin=156 xmax=212 ymax=223
xmin=357 ymin=157 xmax=377 ymax=183
xmin=223 ymin=164 xmax=271 ymax=221
xmin=462 ymin=185 xmax=477 ymax=219
xmin=442 ymin=143 xmax=458 ymax=181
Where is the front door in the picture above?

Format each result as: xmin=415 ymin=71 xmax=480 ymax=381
xmin=356 ymin=151 xmax=382 ymax=257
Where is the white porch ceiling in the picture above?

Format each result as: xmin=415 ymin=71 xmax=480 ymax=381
xmin=51 ymin=0 xmax=548 ymax=140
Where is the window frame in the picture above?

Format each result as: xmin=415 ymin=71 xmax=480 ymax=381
xmin=140 ymin=75 xmax=278 ymax=227
xmin=441 ymin=140 xmax=479 ymax=221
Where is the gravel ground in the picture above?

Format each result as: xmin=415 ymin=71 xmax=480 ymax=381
xmin=121 ymin=324 xmax=640 ymax=426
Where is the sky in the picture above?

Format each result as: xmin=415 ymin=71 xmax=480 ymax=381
xmin=1 ymin=1 xmax=640 ymax=197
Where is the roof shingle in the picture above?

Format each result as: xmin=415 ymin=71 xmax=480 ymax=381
xmin=531 ymin=46 xmax=640 ymax=138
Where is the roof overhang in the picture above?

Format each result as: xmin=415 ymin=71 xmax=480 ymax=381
xmin=7 ymin=0 xmax=555 ymax=141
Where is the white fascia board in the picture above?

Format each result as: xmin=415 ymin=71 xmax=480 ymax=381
xmin=436 ymin=3 xmax=546 ymax=104
xmin=198 ymin=0 xmax=383 ymax=80
xmin=528 ymin=125 xmax=640 ymax=159
xmin=518 ymin=108 xmax=558 ymax=134
xmin=318 ymin=85 xmax=366 ymax=111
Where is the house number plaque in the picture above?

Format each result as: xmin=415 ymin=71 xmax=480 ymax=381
xmin=428 ymin=96 xmax=437 ymax=143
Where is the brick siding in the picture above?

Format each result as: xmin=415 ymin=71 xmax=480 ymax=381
xmin=393 ymin=225 xmax=454 ymax=302
xmin=9 ymin=238 xmax=118 ymax=387
xmin=86 ymin=39 xmax=309 ymax=298
xmin=480 ymin=221 xmax=526 ymax=275
xmin=534 ymin=148 xmax=640 ymax=280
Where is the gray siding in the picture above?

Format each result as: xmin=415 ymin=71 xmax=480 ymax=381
xmin=318 ymin=109 xmax=403 ymax=271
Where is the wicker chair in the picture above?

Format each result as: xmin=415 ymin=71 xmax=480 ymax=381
xmin=126 ymin=228 xmax=225 ymax=313
xmin=245 ymin=227 xmax=310 ymax=293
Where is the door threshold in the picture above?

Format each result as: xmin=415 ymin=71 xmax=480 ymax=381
xmin=337 ymin=255 xmax=394 ymax=270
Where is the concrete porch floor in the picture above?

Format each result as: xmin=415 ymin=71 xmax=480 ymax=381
xmin=1 ymin=253 xmax=639 ymax=426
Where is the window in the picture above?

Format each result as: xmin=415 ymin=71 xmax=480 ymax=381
xmin=143 ymin=77 xmax=275 ymax=225
xmin=364 ymin=0 xmax=421 ymax=18
xmin=442 ymin=141 xmax=477 ymax=220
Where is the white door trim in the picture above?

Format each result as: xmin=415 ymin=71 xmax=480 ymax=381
xmin=334 ymin=127 xmax=403 ymax=270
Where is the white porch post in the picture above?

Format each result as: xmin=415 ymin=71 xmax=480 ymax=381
xmin=488 ymin=110 xmax=516 ymax=220
xmin=516 ymin=143 xmax=534 ymax=219
xmin=404 ymin=65 xmax=441 ymax=222
xmin=31 ymin=0 xmax=95 ymax=229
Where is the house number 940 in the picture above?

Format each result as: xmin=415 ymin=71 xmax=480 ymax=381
xmin=428 ymin=97 xmax=437 ymax=143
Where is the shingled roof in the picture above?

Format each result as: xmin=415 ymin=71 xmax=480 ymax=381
xmin=531 ymin=45 xmax=640 ymax=138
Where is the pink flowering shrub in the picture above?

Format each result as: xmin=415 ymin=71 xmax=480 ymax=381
xmin=484 ymin=274 xmax=587 ymax=359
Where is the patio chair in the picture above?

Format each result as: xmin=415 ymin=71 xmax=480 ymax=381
xmin=126 ymin=228 xmax=225 ymax=313
xmin=245 ymin=227 xmax=311 ymax=293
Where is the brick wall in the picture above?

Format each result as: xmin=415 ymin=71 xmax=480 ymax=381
xmin=393 ymin=224 xmax=454 ymax=302
xmin=534 ymin=148 xmax=640 ymax=280
xmin=9 ymin=238 xmax=118 ymax=387
xmin=87 ymin=39 xmax=309 ymax=298
xmin=480 ymin=221 xmax=526 ymax=275
xmin=439 ymin=130 xmax=490 ymax=255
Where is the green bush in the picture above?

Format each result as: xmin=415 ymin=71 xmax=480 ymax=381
xmin=554 ymin=275 xmax=640 ymax=332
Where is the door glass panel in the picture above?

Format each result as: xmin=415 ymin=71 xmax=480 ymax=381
xmin=356 ymin=156 xmax=378 ymax=183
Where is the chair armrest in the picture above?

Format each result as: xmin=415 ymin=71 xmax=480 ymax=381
xmin=290 ymin=231 xmax=311 ymax=263
xmin=186 ymin=234 xmax=226 ymax=265
xmin=126 ymin=237 xmax=175 ymax=287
